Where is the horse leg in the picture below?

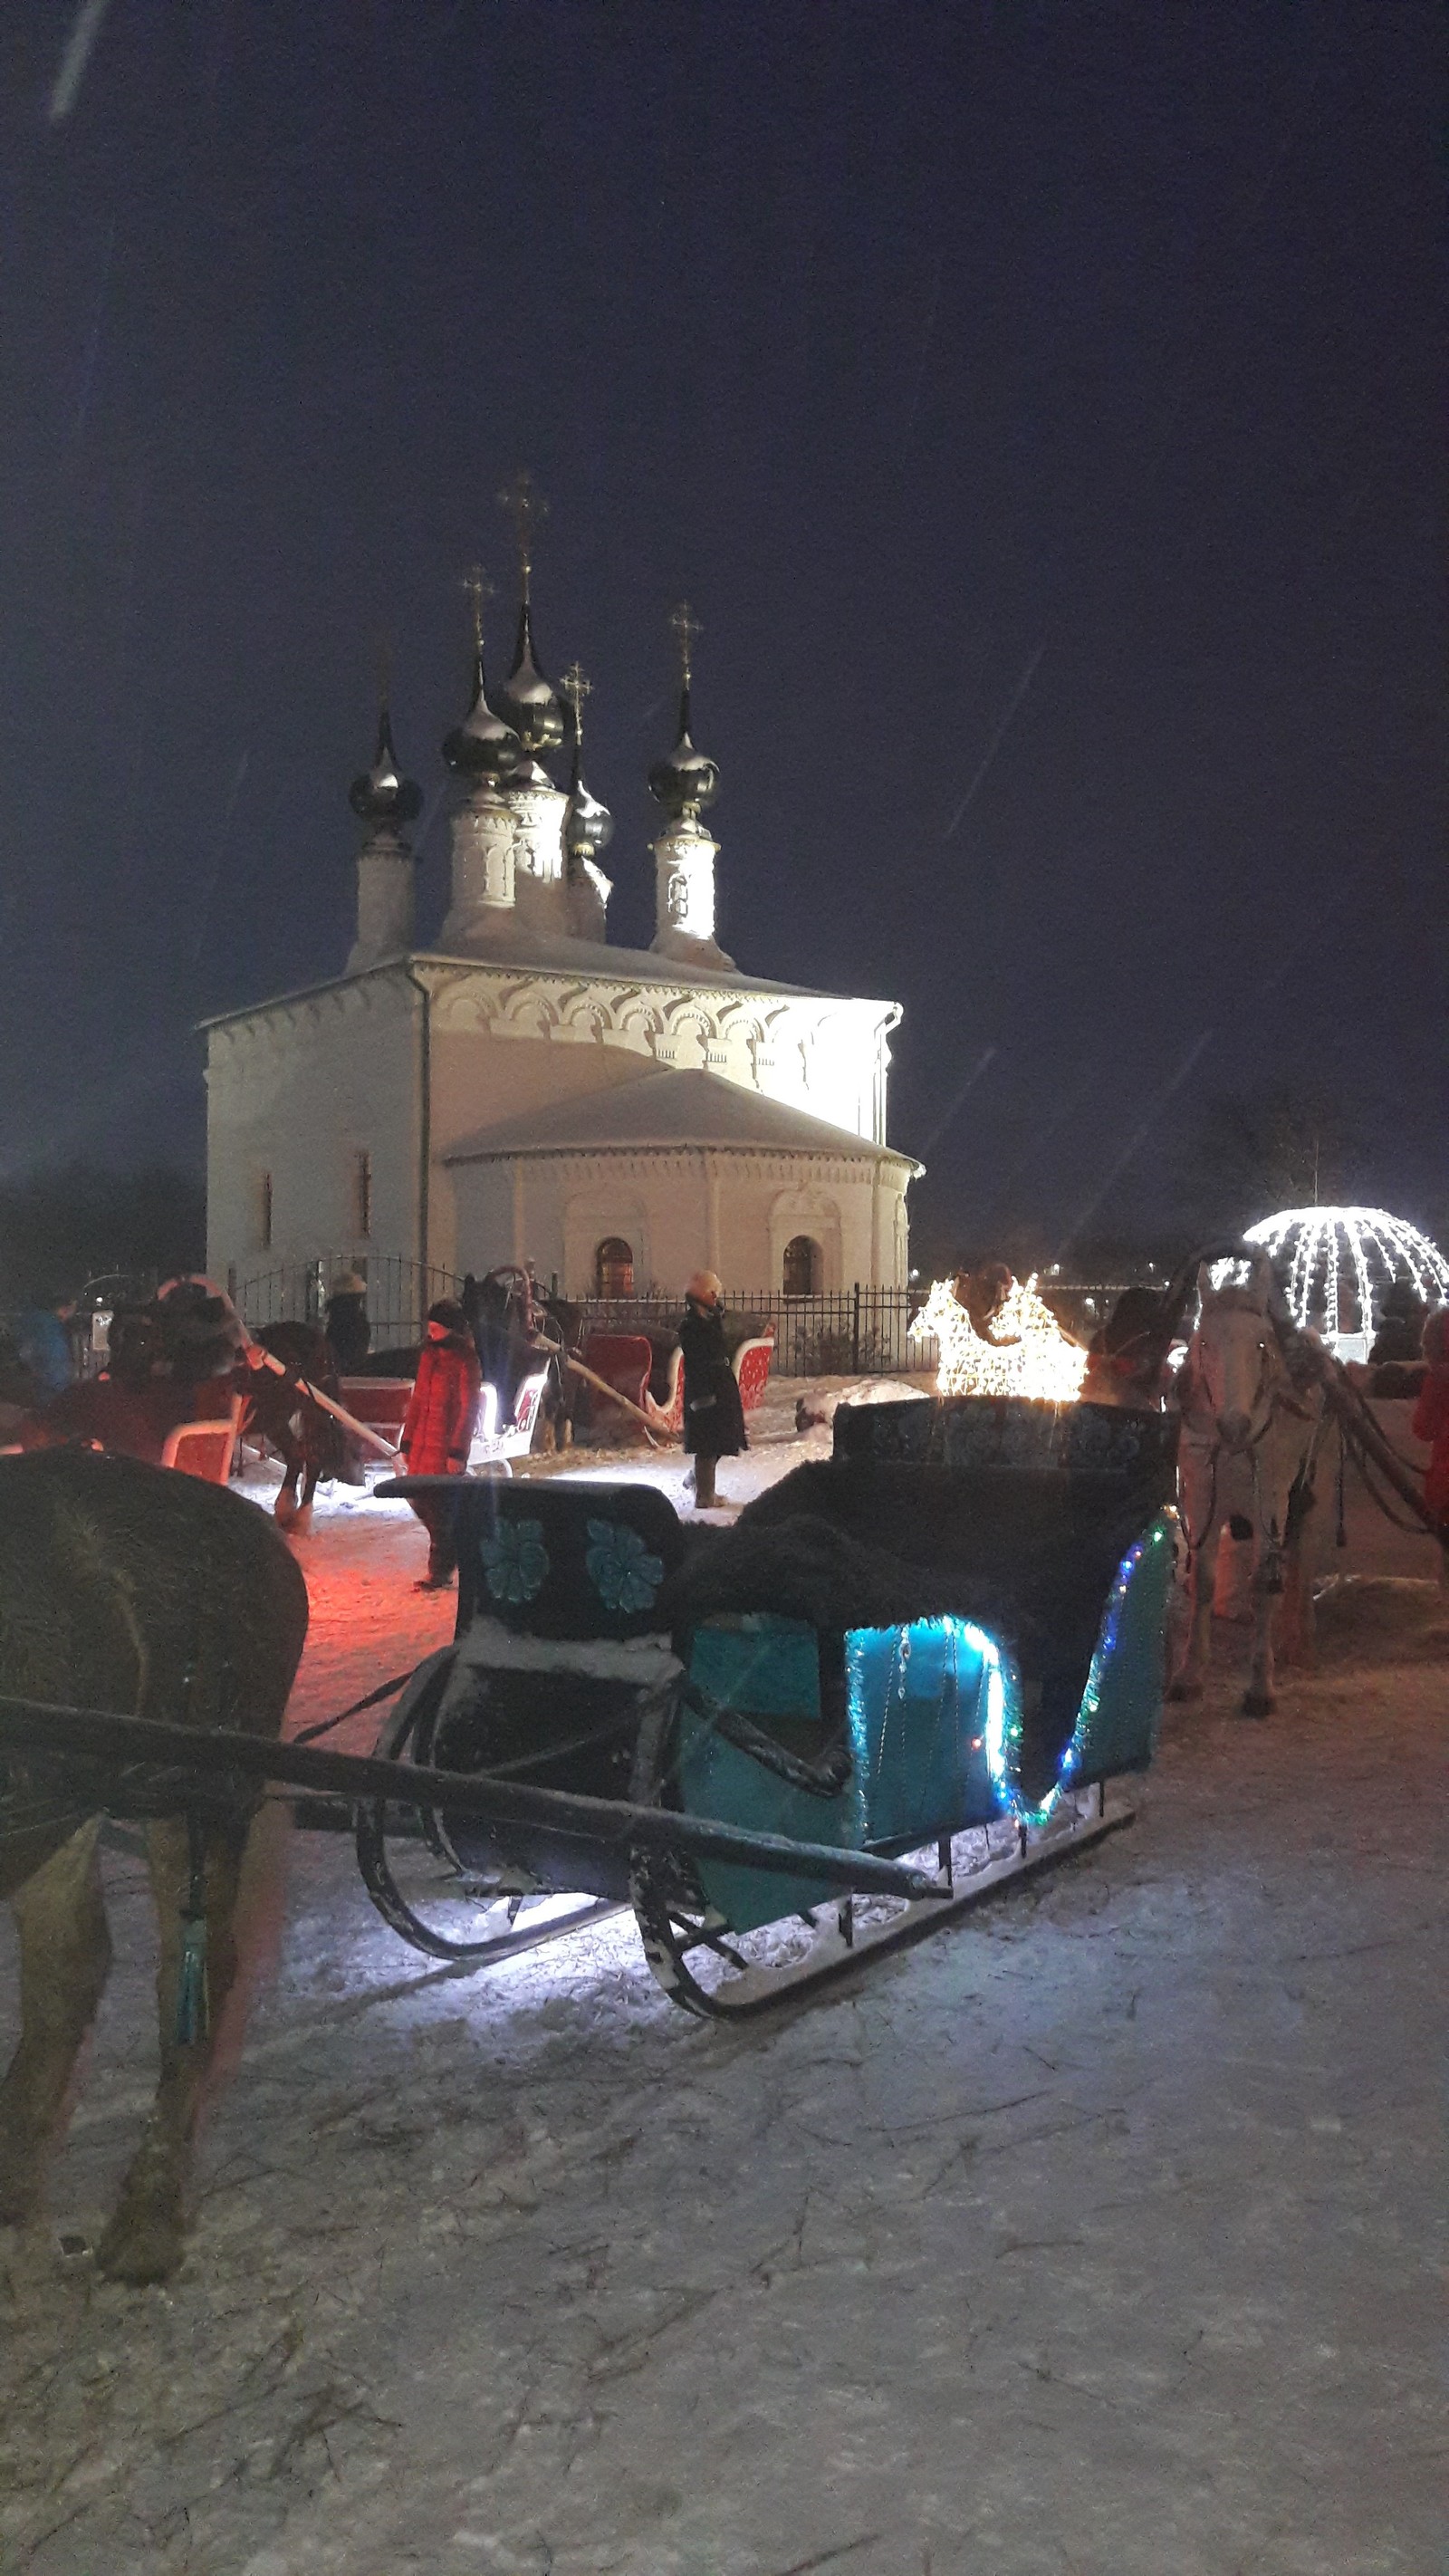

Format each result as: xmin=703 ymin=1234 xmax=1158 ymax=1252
xmin=97 ymin=1814 xmax=247 ymax=2284
xmin=1243 ymin=1560 xmax=1279 ymax=1717
xmin=288 ymin=1453 xmax=321 ymax=1539
xmin=1168 ymin=1517 xmax=1218 ymax=1700
xmin=272 ymin=1445 xmax=299 ymax=1526
xmin=0 ymin=1820 xmax=110 ymax=2226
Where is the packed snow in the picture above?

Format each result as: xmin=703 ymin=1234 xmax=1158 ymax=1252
xmin=0 ymin=1380 xmax=1443 ymax=2575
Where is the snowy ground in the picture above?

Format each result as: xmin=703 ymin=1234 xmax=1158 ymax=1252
xmin=0 ymin=1383 xmax=1444 ymax=2575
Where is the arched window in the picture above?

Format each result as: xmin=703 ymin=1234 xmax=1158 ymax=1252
xmin=595 ymin=1237 xmax=635 ymax=1298
xmin=782 ymin=1234 xmax=822 ymax=1297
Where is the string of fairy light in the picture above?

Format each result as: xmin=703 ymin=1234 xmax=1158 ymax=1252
xmin=911 ymin=1274 xmax=1088 ymax=1403
xmin=1241 ymin=1206 xmax=1449 ymax=1347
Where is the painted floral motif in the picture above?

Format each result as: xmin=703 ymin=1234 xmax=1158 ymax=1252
xmin=478 ymin=1516 xmax=549 ymax=1605
xmin=586 ymin=1518 xmax=665 ymax=1614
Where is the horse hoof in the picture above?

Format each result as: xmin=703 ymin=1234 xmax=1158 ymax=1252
xmin=288 ymin=1505 xmax=314 ymax=1539
xmin=273 ymin=1491 xmax=296 ymax=1525
xmin=1166 ymin=1676 xmax=1204 ymax=1703
xmin=96 ymin=2206 xmax=184 ymax=2286
xmin=1241 ymin=1691 xmax=1274 ymax=1719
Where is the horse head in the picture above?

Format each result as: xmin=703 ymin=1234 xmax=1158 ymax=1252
xmin=1186 ymin=1254 xmax=1281 ymax=1451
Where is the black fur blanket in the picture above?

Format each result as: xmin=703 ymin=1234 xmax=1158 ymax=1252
xmin=664 ymin=1460 xmax=1165 ymax=1801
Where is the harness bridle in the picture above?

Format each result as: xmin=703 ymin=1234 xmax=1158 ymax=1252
xmin=1177 ymin=1309 xmax=1317 ymax=1570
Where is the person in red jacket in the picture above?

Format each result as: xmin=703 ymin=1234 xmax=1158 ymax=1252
xmin=401 ymin=1300 xmax=483 ymax=1588
xmin=1411 ymin=1307 xmax=1449 ymax=1528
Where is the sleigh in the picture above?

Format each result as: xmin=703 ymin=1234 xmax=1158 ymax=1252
xmin=0 ymin=1397 xmax=1178 ymax=2022
xmin=351 ymin=1394 xmax=1178 ymax=2013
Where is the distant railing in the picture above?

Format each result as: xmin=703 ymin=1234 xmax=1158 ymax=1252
xmin=573 ymin=1286 xmax=940 ymax=1379
xmin=229 ymin=1264 xmax=940 ymax=1377
xmin=234 ymin=1254 xmax=466 ymax=1351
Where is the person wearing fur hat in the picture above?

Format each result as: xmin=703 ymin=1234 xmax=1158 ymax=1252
xmin=1411 ymin=1307 xmax=1449 ymax=1528
xmin=324 ymin=1273 xmax=371 ymax=1373
xmin=678 ymin=1271 xmax=746 ymax=1510
xmin=400 ymin=1300 xmax=483 ymax=1586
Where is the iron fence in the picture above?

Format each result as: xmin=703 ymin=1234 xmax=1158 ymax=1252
xmin=572 ymin=1286 xmax=940 ymax=1379
xmin=233 ymin=1254 xmax=466 ymax=1351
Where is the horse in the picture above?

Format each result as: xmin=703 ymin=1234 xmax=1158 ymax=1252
xmin=463 ymin=1268 xmax=581 ymax=1453
xmin=0 ymin=1447 xmax=308 ymax=2283
xmin=1168 ymin=1254 xmax=1329 ymax=1715
xmin=245 ymin=1321 xmax=354 ymax=1533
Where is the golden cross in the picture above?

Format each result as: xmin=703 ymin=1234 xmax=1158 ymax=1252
xmin=497 ymin=470 xmax=546 ymax=594
xmin=669 ymin=600 xmax=702 ymax=686
xmin=461 ymin=564 xmax=494 ymax=651
xmin=560 ymin=661 xmax=592 ymax=741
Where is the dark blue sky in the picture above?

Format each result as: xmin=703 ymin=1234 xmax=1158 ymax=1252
xmin=0 ymin=1 xmax=1441 ymax=1254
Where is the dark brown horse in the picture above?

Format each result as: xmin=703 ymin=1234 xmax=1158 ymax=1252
xmin=245 ymin=1322 xmax=355 ymax=1533
xmin=0 ymin=1447 xmax=308 ymax=2282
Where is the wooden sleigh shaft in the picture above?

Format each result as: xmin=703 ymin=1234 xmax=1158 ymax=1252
xmin=0 ymin=1694 xmax=950 ymax=1904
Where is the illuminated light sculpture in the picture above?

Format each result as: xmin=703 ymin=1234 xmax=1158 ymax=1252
xmin=912 ymin=1274 xmax=1089 ymax=1403
xmin=1239 ymin=1206 xmax=1449 ymax=1360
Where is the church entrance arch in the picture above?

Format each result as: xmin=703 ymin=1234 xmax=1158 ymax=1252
xmin=782 ymin=1234 xmax=823 ymax=1298
xmin=594 ymin=1236 xmax=635 ymax=1298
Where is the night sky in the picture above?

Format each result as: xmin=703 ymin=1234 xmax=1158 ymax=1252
xmin=1 ymin=2 xmax=1441 ymax=1260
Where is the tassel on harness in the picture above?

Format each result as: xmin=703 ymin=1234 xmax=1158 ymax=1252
xmin=175 ymin=1812 xmax=209 ymax=2048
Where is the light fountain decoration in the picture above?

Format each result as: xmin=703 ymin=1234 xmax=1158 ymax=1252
xmin=1239 ymin=1206 xmax=1449 ymax=1362
xmin=912 ymin=1273 xmax=1089 ymax=1403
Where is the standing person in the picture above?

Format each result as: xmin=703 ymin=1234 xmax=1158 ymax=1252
xmin=399 ymin=1299 xmax=482 ymax=1588
xmin=324 ymin=1271 xmax=371 ymax=1373
xmin=1410 ymin=1308 xmax=1449 ymax=1528
xmin=14 ymin=1296 xmax=78 ymax=1399
xmin=678 ymin=1270 xmax=746 ymax=1510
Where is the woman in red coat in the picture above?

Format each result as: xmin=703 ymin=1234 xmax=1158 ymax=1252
xmin=401 ymin=1301 xmax=483 ymax=1587
xmin=1411 ymin=1307 xmax=1449 ymax=1527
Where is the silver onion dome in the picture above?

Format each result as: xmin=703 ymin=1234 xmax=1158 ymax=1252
xmin=648 ymin=682 xmax=720 ymax=822
xmin=442 ymin=642 xmax=523 ymax=783
xmin=349 ymin=706 xmax=423 ymax=825
xmin=497 ymin=599 xmax=566 ymax=771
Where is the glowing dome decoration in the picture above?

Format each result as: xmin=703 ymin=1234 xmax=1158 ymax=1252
xmin=1243 ymin=1206 xmax=1449 ymax=1358
xmin=913 ymin=1274 xmax=1089 ymax=1403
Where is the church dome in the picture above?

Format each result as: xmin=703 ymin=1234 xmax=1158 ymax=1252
xmin=442 ymin=645 xmax=523 ymax=784
xmin=497 ymin=602 xmax=566 ymax=769
xmin=648 ymin=686 xmax=719 ymax=822
xmin=349 ymin=706 xmax=423 ymax=825
xmin=564 ymin=773 xmax=614 ymax=858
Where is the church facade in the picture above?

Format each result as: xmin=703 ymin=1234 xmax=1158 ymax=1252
xmin=203 ymin=546 xmax=918 ymax=1306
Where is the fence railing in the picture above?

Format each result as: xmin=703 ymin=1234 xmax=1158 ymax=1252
xmin=230 ymin=1262 xmax=940 ymax=1378
xmin=234 ymin=1254 xmax=466 ymax=1350
xmin=572 ymin=1287 xmax=940 ymax=1379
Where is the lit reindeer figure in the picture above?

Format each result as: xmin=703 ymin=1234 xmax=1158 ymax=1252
xmin=1170 ymin=1253 xmax=1328 ymax=1716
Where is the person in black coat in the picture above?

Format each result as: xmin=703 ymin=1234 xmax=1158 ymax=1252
xmin=324 ymin=1273 xmax=371 ymax=1373
xmin=679 ymin=1270 xmax=746 ymax=1508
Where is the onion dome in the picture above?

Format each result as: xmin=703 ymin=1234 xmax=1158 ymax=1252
xmin=442 ymin=639 xmax=522 ymax=784
xmin=648 ymin=601 xmax=719 ymax=822
xmin=349 ymin=705 xmax=423 ymax=826
xmin=561 ymin=661 xmax=614 ymax=857
xmin=648 ymin=682 xmax=719 ymax=822
xmin=497 ymin=599 xmax=566 ymax=772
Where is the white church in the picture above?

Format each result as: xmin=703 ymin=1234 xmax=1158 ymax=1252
xmin=204 ymin=518 xmax=919 ymax=1309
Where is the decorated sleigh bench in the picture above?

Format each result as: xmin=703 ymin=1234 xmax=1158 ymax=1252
xmin=359 ymin=1392 xmax=1176 ymax=2012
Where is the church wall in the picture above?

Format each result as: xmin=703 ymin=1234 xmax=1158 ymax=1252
xmin=205 ymin=962 xmax=910 ymax=1293
xmin=446 ymin=1149 xmax=911 ymax=1300
xmin=205 ymin=979 xmax=419 ymax=1288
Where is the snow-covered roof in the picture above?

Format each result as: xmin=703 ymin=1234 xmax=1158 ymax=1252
xmin=444 ymin=1067 xmax=921 ymax=1169
xmin=196 ymin=941 xmax=902 ymax=1033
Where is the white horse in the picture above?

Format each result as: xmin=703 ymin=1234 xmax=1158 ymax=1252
xmin=1170 ymin=1254 xmax=1328 ymax=1715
